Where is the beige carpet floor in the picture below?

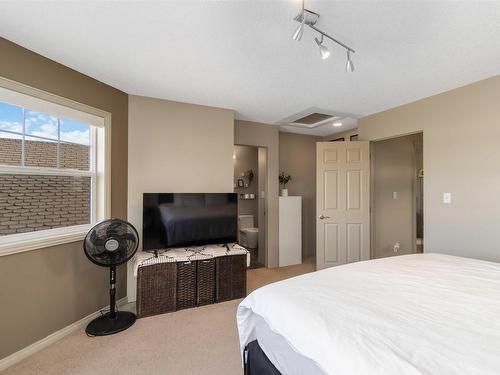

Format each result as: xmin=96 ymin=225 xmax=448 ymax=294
xmin=4 ymin=259 xmax=315 ymax=375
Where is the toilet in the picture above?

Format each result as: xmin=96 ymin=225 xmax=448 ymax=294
xmin=238 ymin=215 xmax=258 ymax=249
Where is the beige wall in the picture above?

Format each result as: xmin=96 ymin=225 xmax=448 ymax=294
xmin=0 ymin=38 xmax=128 ymax=360
xmin=323 ymin=128 xmax=358 ymax=142
xmin=372 ymin=133 xmax=422 ymax=259
xmin=235 ymin=120 xmax=279 ymax=268
xmin=279 ymin=132 xmax=321 ymax=257
xmin=360 ymin=76 xmax=500 ymax=262
xmin=127 ymin=95 xmax=234 ymax=300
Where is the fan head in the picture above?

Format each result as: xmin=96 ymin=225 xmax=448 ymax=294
xmin=84 ymin=219 xmax=139 ymax=267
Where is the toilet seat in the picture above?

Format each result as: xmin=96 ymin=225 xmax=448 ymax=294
xmin=242 ymin=227 xmax=258 ymax=233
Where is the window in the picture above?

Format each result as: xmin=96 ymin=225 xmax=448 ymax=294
xmin=0 ymin=78 xmax=110 ymax=256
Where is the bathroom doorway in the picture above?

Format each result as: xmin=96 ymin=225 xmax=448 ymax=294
xmin=234 ymin=145 xmax=267 ymax=268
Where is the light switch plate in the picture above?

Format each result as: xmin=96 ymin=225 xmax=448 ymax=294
xmin=443 ymin=192 xmax=451 ymax=204
xmin=393 ymin=192 xmax=398 ymax=200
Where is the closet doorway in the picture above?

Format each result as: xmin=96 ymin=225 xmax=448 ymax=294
xmin=371 ymin=133 xmax=423 ymax=258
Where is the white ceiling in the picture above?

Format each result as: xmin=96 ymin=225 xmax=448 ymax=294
xmin=0 ymin=1 xmax=499 ymax=136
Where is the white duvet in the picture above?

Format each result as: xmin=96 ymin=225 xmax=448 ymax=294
xmin=237 ymin=254 xmax=500 ymax=375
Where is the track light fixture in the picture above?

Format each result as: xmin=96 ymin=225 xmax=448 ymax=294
xmin=314 ymin=35 xmax=330 ymax=60
xmin=292 ymin=0 xmax=356 ymax=72
xmin=346 ymin=50 xmax=354 ymax=72
xmin=292 ymin=0 xmax=305 ymax=41
xmin=292 ymin=22 xmax=304 ymax=41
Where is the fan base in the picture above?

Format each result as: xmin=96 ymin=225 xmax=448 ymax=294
xmin=86 ymin=311 xmax=136 ymax=336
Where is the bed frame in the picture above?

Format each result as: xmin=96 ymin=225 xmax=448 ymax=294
xmin=244 ymin=340 xmax=281 ymax=375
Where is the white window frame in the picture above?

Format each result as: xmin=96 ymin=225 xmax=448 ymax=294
xmin=0 ymin=76 xmax=111 ymax=256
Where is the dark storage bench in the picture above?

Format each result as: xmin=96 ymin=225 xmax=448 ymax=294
xmin=136 ymin=254 xmax=246 ymax=318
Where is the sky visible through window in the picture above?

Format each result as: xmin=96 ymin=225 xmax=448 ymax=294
xmin=0 ymin=102 xmax=90 ymax=145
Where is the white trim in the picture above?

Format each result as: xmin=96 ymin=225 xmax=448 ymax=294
xmin=0 ymin=76 xmax=112 ymax=256
xmin=0 ymin=164 xmax=94 ymax=177
xmin=0 ymin=297 xmax=128 ymax=372
xmin=0 ymin=76 xmax=108 ymax=127
xmin=0 ymin=224 xmax=91 ymax=256
xmin=90 ymin=126 xmax=98 ymax=223
xmin=97 ymin=120 xmax=112 ymax=224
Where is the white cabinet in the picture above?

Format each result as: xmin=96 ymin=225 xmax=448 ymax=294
xmin=279 ymin=196 xmax=302 ymax=267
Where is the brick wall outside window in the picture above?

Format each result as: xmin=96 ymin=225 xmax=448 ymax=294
xmin=0 ymin=138 xmax=22 ymax=165
xmin=0 ymin=138 xmax=91 ymax=236
xmin=0 ymin=138 xmax=89 ymax=170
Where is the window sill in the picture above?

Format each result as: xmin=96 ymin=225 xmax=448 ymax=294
xmin=0 ymin=224 xmax=92 ymax=257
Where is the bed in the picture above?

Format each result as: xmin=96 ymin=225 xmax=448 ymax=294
xmin=237 ymin=253 xmax=500 ymax=374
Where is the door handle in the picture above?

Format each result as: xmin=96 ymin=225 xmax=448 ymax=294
xmin=319 ymin=215 xmax=330 ymax=219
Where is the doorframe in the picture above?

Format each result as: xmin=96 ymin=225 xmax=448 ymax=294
xmin=413 ymin=140 xmax=424 ymax=253
xmin=234 ymin=143 xmax=269 ymax=268
xmin=370 ymin=141 xmax=375 ymax=260
xmin=369 ymin=131 xmax=424 ymax=259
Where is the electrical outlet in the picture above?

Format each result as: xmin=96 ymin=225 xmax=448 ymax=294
xmin=443 ymin=193 xmax=451 ymax=204
xmin=393 ymin=192 xmax=398 ymax=200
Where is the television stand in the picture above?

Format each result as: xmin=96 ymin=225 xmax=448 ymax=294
xmin=135 ymin=244 xmax=248 ymax=318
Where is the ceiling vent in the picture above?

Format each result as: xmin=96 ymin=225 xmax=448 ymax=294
xmin=277 ymin=108 xmax=359 ymax=136
xmin=292 ymin=112 xmax=334 ymax=126
xmin=281 ymin=109 xmax=343 ymax=129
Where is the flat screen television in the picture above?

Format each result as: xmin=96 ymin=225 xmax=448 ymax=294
xmin=143 ymin=193 xmax=238 ymax=251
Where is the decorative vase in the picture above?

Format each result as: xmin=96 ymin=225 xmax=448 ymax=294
xmin=281 ymin=189 xmax=288 ymax=197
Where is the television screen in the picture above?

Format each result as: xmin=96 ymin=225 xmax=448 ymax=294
xmin=143 ymin=193 xmax=238 ymax=251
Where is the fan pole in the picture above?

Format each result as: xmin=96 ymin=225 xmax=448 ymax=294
xmin=110 ymin=265 xmax=116 ymax=319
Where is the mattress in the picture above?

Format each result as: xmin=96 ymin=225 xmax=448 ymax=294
xmin=237 ymin=253 xmax=500 ymax=375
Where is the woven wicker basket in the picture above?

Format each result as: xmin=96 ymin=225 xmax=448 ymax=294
xmin=136 ymin=262 xmax=177 ymax=318
xmin=216 ymin=254 xmax=247 ymax=302
xmin=197 ymin=259 xmax=216 ymax=306
xmin=137 ymin=253 xmax=246 ymax=318
xmin=176 ymin=261 xmax=197 ymax=310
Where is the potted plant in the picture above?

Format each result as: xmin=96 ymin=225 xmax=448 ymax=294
xmin=244 ymin=169 xmax=254 ymax=186
xmin=279 ymin=172 xmax=292 ymax=197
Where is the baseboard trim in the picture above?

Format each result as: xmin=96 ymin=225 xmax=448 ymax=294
xmin=0 ymin=297 xmax=129 ymax=372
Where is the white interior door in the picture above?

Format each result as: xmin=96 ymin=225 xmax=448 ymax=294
xmin=316 ymin=141 xmax=370 ymax=270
